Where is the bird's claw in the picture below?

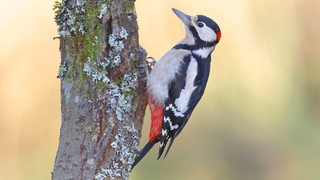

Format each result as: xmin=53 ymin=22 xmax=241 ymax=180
xmin=138 ymin=57 xmax=157 ymax=82
xmin=146 ymin=57 xmax=157 ymax=69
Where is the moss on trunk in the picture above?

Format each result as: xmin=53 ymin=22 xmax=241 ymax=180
xmin=52 ymin=0 xmax=147 ymax=179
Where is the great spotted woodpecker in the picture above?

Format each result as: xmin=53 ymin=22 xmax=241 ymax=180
xmin=133 ymin=8 xmax=221 ymax=168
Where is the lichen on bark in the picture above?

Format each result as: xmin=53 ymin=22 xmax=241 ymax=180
xmin=52 ymin=0 xmax=147 ymax=179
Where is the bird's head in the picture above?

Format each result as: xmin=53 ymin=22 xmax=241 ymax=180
xmin=172 ymin=8 xmax=221 ymax=46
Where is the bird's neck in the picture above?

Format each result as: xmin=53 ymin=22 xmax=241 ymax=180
xmin=192 ymin=46 xmax=215 ymax=59
xmin=174 ymin=37 xmax=215 ymax=59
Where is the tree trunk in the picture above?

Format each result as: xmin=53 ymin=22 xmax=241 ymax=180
xmin=52 ymin=0 xmax=147 ymax=179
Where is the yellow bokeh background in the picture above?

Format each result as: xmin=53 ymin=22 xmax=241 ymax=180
xmin=1 ymin=0 xmax=319 ymax=179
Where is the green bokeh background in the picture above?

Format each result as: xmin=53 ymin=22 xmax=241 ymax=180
xmin=0 ymin=0 xmax=319 ymax=179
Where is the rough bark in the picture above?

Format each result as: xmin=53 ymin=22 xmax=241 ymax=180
xmin=52 ymin=0 xmax=147 ymax=179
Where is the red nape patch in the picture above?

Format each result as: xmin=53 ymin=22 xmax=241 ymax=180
xmin=148 ymin=97 xmax=163 ymax=142
xmin=216 ymin=31 xmax=221 ymax=43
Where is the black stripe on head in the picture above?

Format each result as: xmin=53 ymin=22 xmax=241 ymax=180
xmin=187 ymin=23 xmax=217 ymax=48
xmin=189 ymin=26 xmax=216 ymax=47
xmin=189 ymin=26 xmax=201 ymax=41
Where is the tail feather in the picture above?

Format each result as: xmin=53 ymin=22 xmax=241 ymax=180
xmin=157 ymin=137 xmax=176 ymax=159
xmin=164 ymin=137 xmax=175 ymax=158
xmin=132 ymin=140 xmax=157 ymax=169
xmin=157 ymin=140 xmax=167 ymax=159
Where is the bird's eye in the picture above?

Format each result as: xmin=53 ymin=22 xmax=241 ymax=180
xmin=197 ymin=22 xmax=204 ymax=28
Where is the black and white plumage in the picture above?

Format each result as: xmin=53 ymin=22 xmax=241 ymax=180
xmin=132 ymin=8 xmax=221 ymax=168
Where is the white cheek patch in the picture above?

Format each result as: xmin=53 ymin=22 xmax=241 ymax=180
xmin=197 ymin=25 xmax=216 ymax=43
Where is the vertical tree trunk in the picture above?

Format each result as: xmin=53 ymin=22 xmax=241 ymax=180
xmin=52 ymin=0 xmax=147 ymax=179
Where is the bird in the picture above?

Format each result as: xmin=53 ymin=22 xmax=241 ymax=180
xmin=132 ymin=8 xmax=221 ymax=168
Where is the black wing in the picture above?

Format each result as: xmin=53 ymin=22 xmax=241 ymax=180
xmin=158 ymin=55 xmax=211 ymax=158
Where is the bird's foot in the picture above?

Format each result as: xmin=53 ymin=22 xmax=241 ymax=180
xmin=138 ymin=57 xmax=157 ymax=82
xmin=146 ymin=57 xmax=157 ymax=69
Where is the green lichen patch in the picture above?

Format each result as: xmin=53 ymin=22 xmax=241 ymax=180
xmin=124 ymin=0 xmax=135 ymax=14
xmin=55 ymin=1 xmax=144 ymax=179
xmin=54 ymin=0 xmax=140 ymax=91
xmin=54 ymin=0 xmax=111 ymax=85
xmin=54 ymin=0 xmax=86 ymax=37
xmin=54 ymin=0 xmax=143 ymax=121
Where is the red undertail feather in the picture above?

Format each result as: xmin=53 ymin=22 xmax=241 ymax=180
xmin=148 ymin=96 xmax=163 ymax=142
xmin=131 ymin=98 xmax=162 ymax=169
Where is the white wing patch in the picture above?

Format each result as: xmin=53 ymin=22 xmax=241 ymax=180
xmin=174 ymin=57 xmax=198 ymax=113
xmin=162 ymin=129 xmax=168 ymax=136
xmin=164 ymin=116 xmax=179 ymax=130
xmin=165 ymin=104 xmax=185 ymax=117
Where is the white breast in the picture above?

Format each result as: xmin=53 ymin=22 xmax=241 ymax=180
xmin=147 ymin=49 xmax=190 ymax=105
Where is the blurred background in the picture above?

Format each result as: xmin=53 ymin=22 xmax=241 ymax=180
xmin=0 ymin=0 xmax=319 ymax=179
